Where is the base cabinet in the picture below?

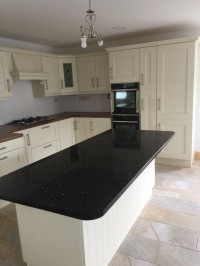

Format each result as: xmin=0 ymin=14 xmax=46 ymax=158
xmin=58 ymin=118 xmax=75 ymax=150
xmin=73 ymin=117 xmax=111 ymax=144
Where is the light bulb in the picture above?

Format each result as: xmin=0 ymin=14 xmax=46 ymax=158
xmin=98 ymin=39 xmax=103 ymax=46
xmin=81 ymin=36 xmax=87 ymax=48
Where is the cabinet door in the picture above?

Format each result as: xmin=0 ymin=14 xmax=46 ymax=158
xmin=41 ymin=57 xmax=60 ymax=95
xmin=109 ymin=49 xmax=139 ymax=83
xmin=29 ymin=122 xmax=60 ymax=148
xmin=0 ymin=51 xmax=12 ymax=99
xmin=59 ymin=58 xmax=78 ymax=95
xmin=59 ymin=118 xmax=75 ymax=150
xmin=157 ymin=119 xmax=192 ymax=160
xmin=140 ymin=47 xmax=157 ymax=91
xmin=77 ymin=56 xmax=96 ymax=92
xmin=140 ymin=90 xmax=157 ymax=130
xmin=0 ymin=147 xmax=27 ymax=177
xmin=94 ymin=55 xmax=110 ymax=92
xmin=31 ymin=140 xmax=60 ymax=163
xmin=90 ymin=118 xmax=111 ymax=137
xmin=73 ymin=118 xmax=90 ymax=143
xmin=157 ymin=42 xmax=195 ymax=120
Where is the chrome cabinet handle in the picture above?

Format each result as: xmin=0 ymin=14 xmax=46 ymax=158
xmin=0 ymin=156 xmax=8 ymax=161
xmin=109 ymin=68 xmax=113 ymax=79
xmin=43 ymin=144 xmax=52 ymax=149
xmin=45 ymin=80 xmax=48 ymax=90
xmin=157 ymin=98 xmax=161 ymax=110
xmin=91 ymin=78 xmax=95 ymax=87
xmin=61 ymin=79 xmax=64 ymax=89
xmin=96 ymin=77 xmax=99 ymax=87
xmin=0 ymin=147 xmax=6 ymax=151
xmin=140 ymin=74 xmax=144 ymax=86
xmin=141 ymin=99 xmax=144 ymax=110
xmin=7 ymin=79 xmax=11 ymax=92
xmin=74 ymin=121 xmax=78 ymax=130
xmin=26 ymin=134 xmax=30 ymax=146
xmin=90 ymin=121 xmax=94 ymax=131
xmin=41 ymin=126 xmax=50 ymax=129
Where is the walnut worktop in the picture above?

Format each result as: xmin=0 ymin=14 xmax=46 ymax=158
xmin=0 ymin=112 xmax=111 ymax=143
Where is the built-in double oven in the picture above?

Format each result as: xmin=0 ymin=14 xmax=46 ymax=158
xmin=111 ymin=82 xmax=140 ymax=144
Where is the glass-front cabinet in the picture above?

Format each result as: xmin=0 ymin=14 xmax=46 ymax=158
xmin=58 ymin=57 xmax=78 ymax=95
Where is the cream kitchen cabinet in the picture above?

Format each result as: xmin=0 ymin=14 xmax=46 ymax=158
xmin=58 ymin=57 xmax=78 ymax=95
xmin=32 ymin=56 xmax=60 ymax=96
xmin=156 ymin=42 xmax=196 ymax=165
xmin=140 ymin=47 xmax=157 ymax=130
xmin=108 ymin=49 xmax=139 ymax=83
xmin=73 ymin=117 xmax=111 ymax=144
xmin=0 ymin=51 xmax=13 ymax=99
xmin=0 ymin=138 xmax=27 ymax=177
xmin=17 ymin=122 xmax=61 ymax=164
xmin=77 ymin=54 xmax=110 ymax=93
xmin=58 ymin=118 xmax=75 ymax=150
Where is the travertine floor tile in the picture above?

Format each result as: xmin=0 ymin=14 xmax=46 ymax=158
xmin=0 ymin=240 xmax=18 ymax=263
xmin=134 ymin=218 xmax=198 ymax=250
xmin=0 ymin=216 xmax=18 ymax=238
xmin=0 ymin=250 xmax=26 ymax=266
xmin=155 ymin=243 xmax=200 ymax=266
xmin=118 ymin=233 xmax=160 ymax=263
xmin=108 ymin=252 xmax=135 ymax=266
xmin=150 ymin=195 xmax=200 ymax=216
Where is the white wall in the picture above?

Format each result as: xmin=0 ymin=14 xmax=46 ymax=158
xmin=0 ymin=81 xmax=111 ymax=125
xmin=60 ymin=94 xmax=111 ymax=113
xmin=0 ymin=81 xmax=63 ymax=125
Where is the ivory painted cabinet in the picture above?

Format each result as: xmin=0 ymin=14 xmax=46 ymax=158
xmin=58 ymin=57 xmax=78 ymax=95
xmin=0 ymin=51 xmax=13 ymax=99
xmin=0 ymin=138 xmax=27 ymax=177
xmin=108 ymin=49 xmax=139 ymax=83
xmin=58 ymin=118 xmax=75 ymax=150
xmin=156 ymin=42 xmax=196 ymax=163
xmin=73 ymin=117 xmax=111 ymax=144
xmin=77 ymin=54 xmax=110 ymax=93
xmin=33 ymin=56 xmax=60 ymax=96
xmin=18 ymin=122 xmax=61 ymax=164
xmin=140 ymin=47 xmax=157 ymax=130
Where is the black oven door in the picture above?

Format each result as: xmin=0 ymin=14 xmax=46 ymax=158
xmin=113 ymin=122 xmax=140 ymax=146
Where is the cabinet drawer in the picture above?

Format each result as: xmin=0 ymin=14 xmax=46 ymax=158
xmin=0 ymin=138 xmax=24 ymax=155
xmin=31 ymin=140 xmax=60 ymax=163
xmin=29 ymin=122 xmax=59 ymax=148
xmin=0 ymin=149 xmax=21 ymax=177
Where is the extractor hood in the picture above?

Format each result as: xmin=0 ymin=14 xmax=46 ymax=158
xmin=11 ymin=53 xmax=48 ymax=81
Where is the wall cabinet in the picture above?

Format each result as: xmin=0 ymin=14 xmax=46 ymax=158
xmin=58 ymin=118 xmax=75 ymax=150
xmin=58 ymin=57 xmax=78 ymax=95
xmin=108 ymin=49 xmax=139 ymax=83
xmin=0 ymin=51 xmax=13 ymax=99
xmin=73 ymin=117 xmax=111 ymax=144
xmin=77 ymin=54 xmax=110 ymax=93
xmin=32 ymin=56 xmax=60 ymax=97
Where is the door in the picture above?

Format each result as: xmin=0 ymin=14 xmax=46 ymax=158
xmin=94 ymin=55 xmax=110 ymax=92
xmin=90 ymin=118 xmax=111 ymax=137
xmin=73 ymin=118 xmax=91 ymax=143
xmin=42 ymin=56 xmax=60 ymax=95
xmin=109 ymin=49 xmax=139 ymax=83
xmin=59 ymin=118 xmax=75 ymax=150
xmin=140 ymin=47 xmax=157 ymax=91
xmin=77 ymin=56 xmax=96 ymax=92
xmin=140 ymin=90 xmax=157 ymax=130
xmin=59 ymin=58 xmax=78 ymax=94
xmin=157 ymin=42 xmax=195 ymax=120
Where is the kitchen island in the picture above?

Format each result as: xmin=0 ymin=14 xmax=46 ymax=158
xmin=0 ymin=129 xmax=174 ymax=266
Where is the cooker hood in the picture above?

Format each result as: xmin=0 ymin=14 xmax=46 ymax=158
xmin=11 ymin=53 xmax=48 ymax=81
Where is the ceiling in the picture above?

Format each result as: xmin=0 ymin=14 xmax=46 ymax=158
xmin=1 ymin=0 xmax=200 ymax=48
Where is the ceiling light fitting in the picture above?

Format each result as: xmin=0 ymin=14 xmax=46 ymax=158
xmin=80 ymin=0 xmax=103 ymax=48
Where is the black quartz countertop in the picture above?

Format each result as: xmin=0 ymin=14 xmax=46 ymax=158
xmin=0 ymin=129 xmax=174 ymax=220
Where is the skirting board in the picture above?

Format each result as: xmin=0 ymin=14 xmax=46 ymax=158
xmin=16 ymin=160 xmax=155 ymax=266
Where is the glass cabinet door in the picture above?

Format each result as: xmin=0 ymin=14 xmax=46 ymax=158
xmin=58 ymin=58 xmax=78 ymax=94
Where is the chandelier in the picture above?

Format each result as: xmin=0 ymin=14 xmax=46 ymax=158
xmin=80 ymin=0 xmax=103 ymax=48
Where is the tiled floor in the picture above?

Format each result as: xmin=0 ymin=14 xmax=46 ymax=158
xmin=0 ymin=163 xmax=200 ymax=266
